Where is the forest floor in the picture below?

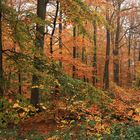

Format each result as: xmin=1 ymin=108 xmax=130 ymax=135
xmin=0 ymin=87 xmax=140 ymax=140
xmin=17 ymin=88 xmax=140 ymax=139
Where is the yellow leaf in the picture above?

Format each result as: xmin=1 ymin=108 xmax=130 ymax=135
xmin=61 ymin=120 xmax=67 ymax=124
xmin=19 ymin=112 xmax=25 ymax=118
xmin=128 ymin=110 xmax=133 ymax=116
xmin=106 ymin=127 xmax=111 ymax=134
xmin=135 ymin=108 xmax=140 ymax=113
xmin=13 ymin=103 xmax=20 ymax=108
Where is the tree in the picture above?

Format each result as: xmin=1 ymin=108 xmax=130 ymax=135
xmin=92 ymin=17 xmax=97 ymax=85
xmin=72 ymin=25 xmax=77 ymax=78
xmin=59 ymin=2 xmax=63 ymax=67
xmin=0 ymin=0 xmax=3 ymax=96
xmin=113 ymin=0 xmax=125 ymax=85
xmin=50 ymin=0 xmax=59 ymax=54
xmin=30 ymin=0 xmax=47 ymax=106
xmin=103 ymin=0 xmax=111 ymax=89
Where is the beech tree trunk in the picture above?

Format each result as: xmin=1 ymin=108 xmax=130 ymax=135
xmin=103 ymin=29 xmax=110 ymax=89
xmin=103 ymin=5 xmax=110 ymax=89
xmin=18 ymin=69 xmax=22 ymax=94
xmin=113 ymin=3 xmax=120 ymax=85
xmin=93 ymin=20 xmax=97 ymax=85
xmin=0 ymin=0 xmax=3 ymax=96
xmin=72 ymin=26 xmax=76 ymax=78
xmin=50 ymin=0 xmax=59 ymax=54
xmin=127 ymin=30 xmax=131 ymax=85
xmin=81 ymin=35 xmax=86 ymax=82
xmin=30 ymin=0 xmax=47 ymax=106
xmin=59 ymin=3 xmax=62 ymax=67
xmin=133 ymin=43 xmax=136 ymax=81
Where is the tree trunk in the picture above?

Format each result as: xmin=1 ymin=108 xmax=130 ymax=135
xmin=103 ymin=29 xmax=110 ymax=89
xmin=127 ymin=30 xmax=131 ymax=85
xmin=0 ymin=0 xmax=3 ymax=96
xmin=72 ymin=26 xmax=76 ymax=78
xmin=133 ymin=42 xmax=136 ymax=81
xmin=59 ymin=3 xmax=62 ymax=67
xmin=50 ymin=0 xmax=59 ymax=54
xmin=18 ymin=69 xmax=22 ymax=94
xmin=103 ymin=5 xmax=110 ymax=89
xmin=30 ymin=0 xmax=46 ymax=106
xmin=92 ymin=20 xmax=97 ymax=85
xmin=113 ymin=4 xmax=120 ymax=85
xmin=81 ymin=35 xmax=86 ymax=81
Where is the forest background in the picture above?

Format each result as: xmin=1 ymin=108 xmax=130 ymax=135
xmin=0 ymin=0 xmax=140 ymax=139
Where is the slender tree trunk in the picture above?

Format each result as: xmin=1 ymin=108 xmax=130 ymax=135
xmin=81 ymin=35 xmax=86 ymax=81
xmin=82 ymin=47 xmax=85 ymax=63
xmin=50 ymin=0 xmax=59 ymax=54
xmin=119 ymin=49 xmax=122 ymax=86
xmin=103 ymin=6 xmax=110 ymax=89
xmin=82 ymin=47 xmax=85 ymax=64
xmin=59 ymin=3 xmax=62 ymax=67
xmin=113 ymin=4 xmax=120 ymax=85
xmin=127 ymin=30 xmax=131 ymax=85
xmin=72 ymin=26 xmax=76 ymax=78
xmin=31 ymin=0 xmax=46 ymax=106
xmin=0 ymin=0 xmax=3 ymax=96
xmin=18 ymin=69 xmax=22 ymax=94
xmin=133 ymin=42 xmax=136 ymax=81
xmin=93 ymin=20 xmax=97 ymax=85
xmin=103 ymin=29 xmax=110 ymax=89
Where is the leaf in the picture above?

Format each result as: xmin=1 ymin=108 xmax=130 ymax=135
xmin=133 ymin=115 xmax=140 ymax=122
xmin=135 ymin=108 xmax=140 ymax=113
xmin=0 ymin=102 xmax=3 ymax=108
xmin=106 ymin=127 xmax=111 ymax=134
xmin=88 ymin=120 xmax=95 ymax=128
xmin=128 ymin=110 xmax=133 ymax=116
xmin=13 ymin=103 xmax=20 ymax=108
xmin=80 ymin=124 xmax=86 ymax=130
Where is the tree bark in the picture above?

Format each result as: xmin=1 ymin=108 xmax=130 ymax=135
xmin=103 ymin=4 xmax=110 ymax=89
xmin=50 ymin=0 xmax=59 ymax=54
xmin=93 ymin=20 xmax=97 ymax=85
xmin=59 ymin=3 xmax=62 ymax=67
xmin=113 ymin=3 xmax=120 ymax=85
xmin=81 ymin=35 xmax=86 ymax=81
xmin=72 ymin=26 xmax=76 ymax=78
xmin=103 ymin=29 xmax=110 ymax=89
xmin=30 ymin=0 xmax=46 ymax=106
xmin=18 ymin=69 xmax=22 ymax=94
xmin=127 ymin=30 xmax=131 ymax=85
xmin=0 ymin=0 xmax=3 ymax=96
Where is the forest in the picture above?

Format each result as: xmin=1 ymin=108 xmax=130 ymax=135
xmin=0 ymin=0 xmax=140 ymax=139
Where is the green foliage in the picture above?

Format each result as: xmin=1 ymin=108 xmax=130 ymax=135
xmin=0 ymin=129 xmax=46 ymax=140
xmin=22 ymin=59 xmax=105 ymax=106
xmin=88 ymin=120 xmax=95 ymax=128
xmin=0 ymin=95 xmax=47 ymax=128
xmin=132 ymin=78 xmax=140 ymax=89
xmin=2 ymin=0 xmax=51 ymax=50
xmin=0 ymin=128 xmax=18 ymax=139
xmin=17 ymin=130 xmax=46 ymax=140
xmin=46 ymin=122 xmax=140 ymax=140
xmin=0 ymin=98 xmax=20 ymax=128
xmin=103 ymin=123 xmax=140 ymax=140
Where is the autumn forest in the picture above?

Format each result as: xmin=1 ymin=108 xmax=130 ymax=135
xmin=0 ymin=0 xmax=140 ymax=139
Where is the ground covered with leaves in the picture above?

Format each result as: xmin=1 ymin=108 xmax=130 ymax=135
xmin=0 ymin=83 xmax=140 ymax=140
